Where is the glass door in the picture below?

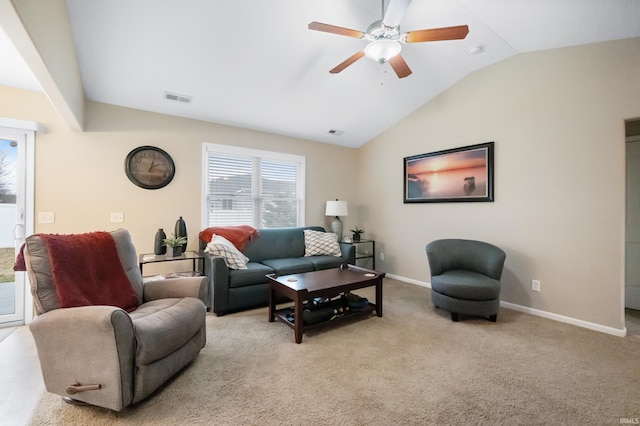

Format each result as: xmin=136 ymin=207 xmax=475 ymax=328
xmin=0 ymin=131 xmax=27 ymax=326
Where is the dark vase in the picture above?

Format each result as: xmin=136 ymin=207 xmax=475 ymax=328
xmin=175 ymin=216 xmax=187 ymax=245
xmin=353 ymin=233 xmax=361 ymax=242
xmin=154 ymin=228 xmax=167 ymax=255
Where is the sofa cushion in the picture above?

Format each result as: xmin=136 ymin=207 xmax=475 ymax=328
xmin=229 ymin=262 xmax=275 ymax=288
xmin=260 ymin=258 xmax=315 ymax=276
xmin=242 ymin=227 xmax=325 ymax=262
xmin=130 ymin=297 xmax=205 ymax=365
xmin=431 ymin=270 xmax=501 ymax=301
xmin=301 ymin=255 xmax=346 ymax=270
xmin=204 ymin=235 xmax=249 ymax=270
xmin=304 ymin=229 xmax=341 ymax=257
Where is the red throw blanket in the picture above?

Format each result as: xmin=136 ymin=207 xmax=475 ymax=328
xmin=37 ymin=232 xmax=138 ymax=312
xmin=199 ymin=225 xmax=258 ymax=251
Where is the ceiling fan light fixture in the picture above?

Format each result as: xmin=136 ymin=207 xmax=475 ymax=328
xmin=365 ymin=39 xmax=401 ymax=63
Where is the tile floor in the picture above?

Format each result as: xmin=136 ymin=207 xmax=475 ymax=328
xmin=0 ymin=326 xmax=44 ymax=426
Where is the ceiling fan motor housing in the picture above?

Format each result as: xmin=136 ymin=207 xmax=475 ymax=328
xmin=365 ymin=20 xmax=401 ymax=42
xmin=365 ymin=21 xmax=402 ymax=63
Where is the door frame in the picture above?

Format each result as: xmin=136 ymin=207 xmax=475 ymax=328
xmin=0 ymin=118 xmax=42 ymax=326
xmin=626 ymin=134 xmax=640 ymax=314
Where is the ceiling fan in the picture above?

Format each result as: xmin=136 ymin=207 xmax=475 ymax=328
xmin=308 ymin=0 xmax=469 ymax=78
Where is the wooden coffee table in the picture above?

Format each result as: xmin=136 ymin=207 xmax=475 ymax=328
xmin=268 ymin=265 xmax=385 ymax=343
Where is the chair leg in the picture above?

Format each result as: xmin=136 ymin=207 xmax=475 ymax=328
xmin=489 ymin=314 xmax=497 ymax=322
xmin=451 ymin=312 xmax=459 ymax=322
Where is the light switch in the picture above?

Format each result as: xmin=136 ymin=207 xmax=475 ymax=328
xmin=38 ymin=212 xmax=55 ymax=223
xmin=110 ymin=212 xmax=124 ymax=223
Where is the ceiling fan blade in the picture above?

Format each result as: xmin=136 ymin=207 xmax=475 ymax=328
xmin=308 ymin=21 xmax=365 ymax=39
xmin=383 ymin=0 xmax=412 ymax=28
xmin=388 ymin=54 xmax=412 ymax=78
xmin=329 ymin=51 xmax=365 ymax=74
xmin=404 ymin=25 xmax=469 ymax=43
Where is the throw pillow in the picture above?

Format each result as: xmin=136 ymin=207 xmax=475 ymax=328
xmin=205 ymin=235 xmax=250 ymax=270
xmin=304 ymin=229 xmax=342 ymax=257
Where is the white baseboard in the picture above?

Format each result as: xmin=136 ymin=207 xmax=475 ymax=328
xmin=385 ymin=273 xmax=627 ymax=337
xmin=386 ymin=273 xmax=430 ymax=288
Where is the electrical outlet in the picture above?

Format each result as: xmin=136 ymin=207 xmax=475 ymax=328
xmin=531 ymin=279 xmax=541 ymax=292
xmin=110 ymin=212 xmax=124 ymax=223
xmin=380 ymin=252 xmax=385 ymax=261
xmin=38 ymin=212 xmax=54 ymax=224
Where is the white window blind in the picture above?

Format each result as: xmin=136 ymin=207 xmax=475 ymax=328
xmin=203 ymin=144 xmax=305 ymax=228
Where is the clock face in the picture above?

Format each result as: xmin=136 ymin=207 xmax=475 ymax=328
xmin=125 ymin=146 xmax=175 ymax=189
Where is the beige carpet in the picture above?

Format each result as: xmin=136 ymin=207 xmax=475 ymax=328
xmin=29 ymin=279 xmax=640 ymax=425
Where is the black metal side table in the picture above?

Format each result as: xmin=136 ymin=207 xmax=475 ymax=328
xmin=342 ymin=239 xmax=375 ymax=269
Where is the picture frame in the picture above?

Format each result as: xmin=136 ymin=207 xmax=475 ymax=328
xmin=404 ymin=142 xmax=494 ymax=203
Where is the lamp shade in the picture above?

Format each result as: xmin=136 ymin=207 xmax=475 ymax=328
xmin=325 ymin=200 xmax=348 ymax=217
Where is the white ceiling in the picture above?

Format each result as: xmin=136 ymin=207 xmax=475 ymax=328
xmin=1 ymin=0 xmax=639 ymax=148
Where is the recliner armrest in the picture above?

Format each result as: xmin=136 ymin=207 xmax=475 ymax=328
xmin=143 ymin=276 xmax=207 ymax=305
xmin=29 ymin=306 xmax=135 ymax=411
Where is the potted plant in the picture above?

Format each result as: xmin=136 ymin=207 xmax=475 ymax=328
xmin=163 ymin=233 xmax=187 ymax=257
xmin=350 ymin=226 xmax=364 ymax=242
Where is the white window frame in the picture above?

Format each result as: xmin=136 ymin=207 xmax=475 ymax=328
xmin=201 ymin=143 xmax=305 ymax=230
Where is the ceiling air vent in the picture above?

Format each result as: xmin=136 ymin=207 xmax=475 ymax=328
xmin=164 ymin=91 xmax=192 ymax=104
xmin=328 ymin=129 xmax=344 ymax=136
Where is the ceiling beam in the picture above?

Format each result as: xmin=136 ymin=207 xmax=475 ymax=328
xmin=0 ymin=0 xmax=85 ymax=131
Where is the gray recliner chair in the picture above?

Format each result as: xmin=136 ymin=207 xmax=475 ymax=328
xmin=23 ymin=229 xmax=208 ymax=411
xmin=426 ymin=239 xmax=506 ymax=322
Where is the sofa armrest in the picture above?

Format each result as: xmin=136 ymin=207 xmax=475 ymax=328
xmin=29 ymin=306 xmax=135 ymax=411
xmin=143 ymin=276 xmax=207 ymax=305
xmin=203 ymin=252 xmax=231 ymax=313
xmin=339 ymin=242 xmax=356 ymax=264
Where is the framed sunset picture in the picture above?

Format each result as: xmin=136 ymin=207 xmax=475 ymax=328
xmin=404 ymin=142 xmax=494 ymax=203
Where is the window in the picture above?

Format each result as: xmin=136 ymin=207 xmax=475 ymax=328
xmin=203 ymin=143 xmax=305 ymax=229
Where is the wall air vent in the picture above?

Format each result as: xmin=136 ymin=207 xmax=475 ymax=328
xmin=164 ymin=91 xmax=192 ymax=104
xmin=328 ymin=129 xmax=344 ymax=136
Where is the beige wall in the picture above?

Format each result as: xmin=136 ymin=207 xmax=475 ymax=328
xmin=0 ymin=86 xmax=358 ymax=255
xmin=356 ymin=37 xmax=640 ymax=331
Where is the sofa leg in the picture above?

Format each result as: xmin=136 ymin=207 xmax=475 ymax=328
xmin=489 ymin=314 xmax=497 ymax=322
xmin=451 ymin=312 xmax=459 ymax=322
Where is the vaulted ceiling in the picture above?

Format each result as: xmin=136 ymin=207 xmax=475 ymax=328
xmin=1 ymin=0 xmax=639 ymax=148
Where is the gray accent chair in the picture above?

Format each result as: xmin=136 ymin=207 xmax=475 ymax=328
xmin=24 ymin=229 xmax=208 ymax=411
xmin=426 ymin=239 xmax=506 ymax=322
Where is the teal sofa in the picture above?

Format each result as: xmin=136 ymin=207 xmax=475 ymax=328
xmin=199 ymin=226 xmax=355 ymax=315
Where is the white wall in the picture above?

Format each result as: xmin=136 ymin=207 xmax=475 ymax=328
xmin=356 ymin=37 xmax=640 ymax=332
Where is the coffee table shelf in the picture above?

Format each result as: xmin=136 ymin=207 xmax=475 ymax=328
xmin=273 ymin=302 xmax=376 ymax=331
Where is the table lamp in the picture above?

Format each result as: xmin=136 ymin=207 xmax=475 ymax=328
xmin=325 ymin=199 xmax=348 ymax=241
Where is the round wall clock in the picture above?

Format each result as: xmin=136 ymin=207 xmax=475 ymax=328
xmin=124 ymin=146 xmax=175 ymax=189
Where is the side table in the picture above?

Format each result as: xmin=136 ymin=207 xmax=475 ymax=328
xmin=139 ymin=251 xmax=204 ymax=279
xmin=342 ymin=240 xmax=375 ymax=269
